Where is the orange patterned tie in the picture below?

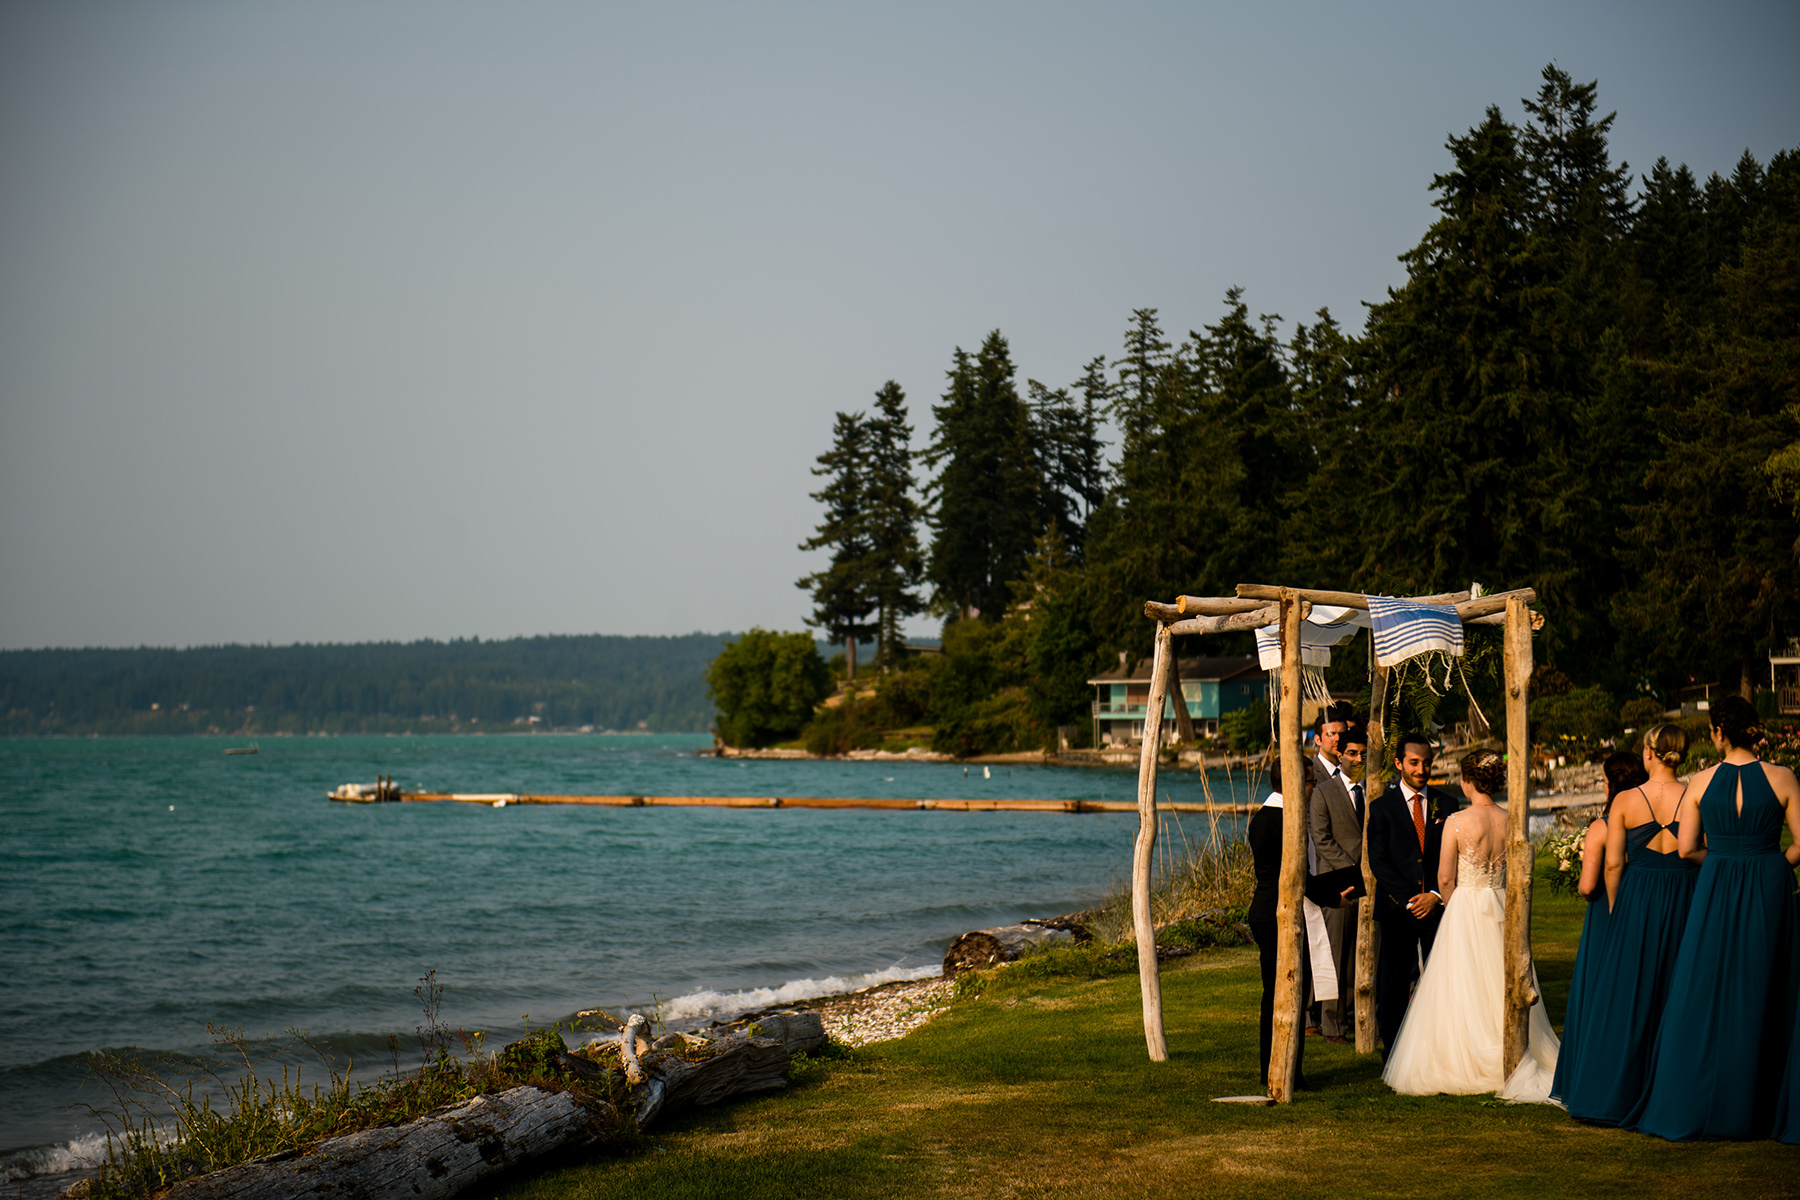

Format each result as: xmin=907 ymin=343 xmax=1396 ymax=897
xmin=1412 ymin=793 xmax=1426 ymax=849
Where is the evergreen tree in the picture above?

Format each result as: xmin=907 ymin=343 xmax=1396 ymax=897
xmin=923 ymin=332 xmax=1043 ymax=624
xmin=1619 ymin=150 xmax=1800 ymax=693
xmin=1355 ymin=105 xmax=1590 ymax=629
xmin=796 ymin=411 xmax=878 ymax=679
xmin=1026 ymin=374 xmax=1105 ymax=562
xmin=864 ymin=381 xmax=926 ymax=669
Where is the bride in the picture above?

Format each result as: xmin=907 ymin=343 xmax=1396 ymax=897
xmin=1382 ymin=747 xmax=1561 ymax=1102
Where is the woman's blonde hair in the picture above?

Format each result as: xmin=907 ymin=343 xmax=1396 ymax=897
xmin=1643 ymin=723 xmax=1689 ymax=769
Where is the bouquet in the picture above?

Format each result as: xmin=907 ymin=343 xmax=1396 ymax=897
xmin=1538 ymin=826 xmax=1590 ymax=897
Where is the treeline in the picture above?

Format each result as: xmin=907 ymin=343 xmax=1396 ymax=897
xmin=0 ymin=634 xmax=726 ymax=736
xmin=794 ymin=66 xmax=1799 ymax=750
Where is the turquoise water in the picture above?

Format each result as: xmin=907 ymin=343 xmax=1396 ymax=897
xmin=0 ymin=734 xmax=1254 ymax=1172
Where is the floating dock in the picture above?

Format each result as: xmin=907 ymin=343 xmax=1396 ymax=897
xmin=331 ymin=788 xmax=1606 ymax=816
xmin=388 ymin=792 xmax=1237 ymax=813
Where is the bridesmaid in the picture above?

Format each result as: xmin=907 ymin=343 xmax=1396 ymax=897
xmin=1626 ymin=696 xmax=1800 ymax=1140
xmin=1551 ymin=751 xmax=1649 ymax=1112
xmin=1561 ymin=727 xmax=1696 ymax=1123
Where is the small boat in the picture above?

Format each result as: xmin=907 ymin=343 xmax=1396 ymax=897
xmin=225 ymin=742 xmax=260 ymax=756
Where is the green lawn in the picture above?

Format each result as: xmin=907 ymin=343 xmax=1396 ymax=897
xmin=491 ymin=887 xmax=1799 ymax=1200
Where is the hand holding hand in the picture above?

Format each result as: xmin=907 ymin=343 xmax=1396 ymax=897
xmin=1406 ymin=891 xmax=1440 ymax=919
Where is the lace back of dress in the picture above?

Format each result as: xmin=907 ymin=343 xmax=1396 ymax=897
xmin=1457 ymin=850 xmax=1506 ymax=889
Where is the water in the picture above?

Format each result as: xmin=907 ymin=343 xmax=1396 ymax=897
xmin=0 ymin=734 xmax=1256 ymax=1176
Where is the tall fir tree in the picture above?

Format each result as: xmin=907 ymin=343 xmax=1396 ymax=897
xmin=795 ymin=411 xmax=878 ymax=680
xmin=1026 ymin=376 xmax=1106 ymax=562
xmin=923 ymin=331 xmax=1043 ymax=624
xmin=864 ymin=381 xmax=926 ymax=669
xmin=1618 ymin=150 xmax=1800 ymax=693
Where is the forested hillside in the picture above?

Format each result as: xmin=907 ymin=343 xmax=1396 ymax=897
xmin=788 ymin=65 xmax=1800 ymax=754
xmin=0 ymin=634 xmax=730 ymax=736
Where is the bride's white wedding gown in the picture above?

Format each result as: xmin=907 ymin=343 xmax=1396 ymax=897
xmin=1381 ymin=851 xmax=1561 ymax=1102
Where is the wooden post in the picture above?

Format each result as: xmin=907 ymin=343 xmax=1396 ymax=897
xmin=1354 ymin=664 xmax=1387 ymax=1055
xmin=1132 ymin=622 xmax=1175 ymax=1061
xmin=1501 ymin=597 xmax=1535 ymax=1076
xmin=1268 ymin=591 xmax=1306 ymax=1101
xmin=1168 ymin=649 xmax=1197 ymax=745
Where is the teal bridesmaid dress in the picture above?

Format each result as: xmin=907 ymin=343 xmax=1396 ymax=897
xmin=1559 ymin=816 xmax=1698 ymax=1124
xmin=1549 ymin=820 xmax=1612 ymax=1109
xmin=1626 ymin=762 xmax=1799 ymax=1140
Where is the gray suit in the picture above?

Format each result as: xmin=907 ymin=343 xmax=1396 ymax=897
xmin=1308 ymin=753 xmax=1364 ymax=1038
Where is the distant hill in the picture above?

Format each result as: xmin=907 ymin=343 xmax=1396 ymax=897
xmin=0 ymin=633 xmax=737 ymax=736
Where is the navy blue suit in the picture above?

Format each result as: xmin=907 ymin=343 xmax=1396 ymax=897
xmin=1366 ymin=781 xmax=1460 ymax=1055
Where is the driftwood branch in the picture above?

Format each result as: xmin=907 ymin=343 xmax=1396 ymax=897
xmin=1131 ymin=622 xmax=1174 ymax=1062
xmin=1502 ymin=599 xmax=1535 ymax=1076
xmin=1235 ymin=585 xmax=1473 ymax=608
xmin=1268 ymin=592 xmax=1306 ymax=1102
xmin=156 ymin=1087 xmax=603 ymax=1200
xmin=619 ymin=1014 xmax=650 ymax=1084
xmin=1355 ymin=665 xmax=1387 ymax=1055
xmin=1162 ymin=606 xmax=1282 ymax=635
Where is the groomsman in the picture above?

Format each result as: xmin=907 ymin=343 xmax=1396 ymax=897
xmin=1302 ymin=705 xmax=1348 ymax=1033
xmin=1366 ymin=731 xmax=1459 ymax=1057
xmin=1308 ymin=718 xmax=1366 ymax=1043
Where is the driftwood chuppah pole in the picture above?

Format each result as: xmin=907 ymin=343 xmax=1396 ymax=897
xmin=1130 ymin=583 xmax=1541 ymax=1100
xmin=1356 ymin=662 xmax=1389 ymax=1055
xmin=1267 ymin=591 xmax=1308 ymax=1101
xmin=1501 ymin=596 xmax=1536 ymax=1076
xmin=1130 ymin=621 xmax=1175 ymax=1061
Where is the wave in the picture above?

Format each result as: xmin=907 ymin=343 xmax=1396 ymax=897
xmin=1 ymin=1132 xmax=108 ymax=1182
xmin=652 ymin=964 xmax=941 ymax=1028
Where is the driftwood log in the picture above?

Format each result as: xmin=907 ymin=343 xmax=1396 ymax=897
xmin=942 ymin=922 xmax=1075 ymax=976
xmin=142 ymin=1013 xmax=826 ymax=1200
xmin=151 ymin=1087 xmax=601 ymax=1200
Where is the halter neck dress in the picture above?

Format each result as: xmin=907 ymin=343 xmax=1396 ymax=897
xmin=1556 ymin=807 xmax=1698 ymax=1125
xmin=1626 ymin=761 xmax=1799 ymax=1140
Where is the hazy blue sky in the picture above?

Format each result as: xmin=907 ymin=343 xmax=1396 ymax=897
xmin=2 ymin=1 xmax=1795 ymax=650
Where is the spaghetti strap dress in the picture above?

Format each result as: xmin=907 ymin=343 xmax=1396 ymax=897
xmin=1558 ymin=816 xmax=1698 ymax=1124
xmin=1625 ymin=762 xmax=1799 ymax=1140
xmin=1549 ymin=820 xmax=1611 ymax=1110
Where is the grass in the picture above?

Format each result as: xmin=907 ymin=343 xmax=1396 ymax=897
xmin=493 ymin=875 xmax=1800 ymax=1200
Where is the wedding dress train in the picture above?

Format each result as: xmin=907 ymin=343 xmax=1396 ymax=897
xmin=1381 ymin=851 xmax=1561 ymax=1102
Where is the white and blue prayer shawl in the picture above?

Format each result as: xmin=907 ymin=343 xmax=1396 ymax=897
xmin=1367 ymin=594 xmax=1464 ymax=668
xmin=1255 ymin=604 xmax=1369 ymax=709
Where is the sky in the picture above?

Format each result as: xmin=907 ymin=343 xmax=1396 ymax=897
xmin=2 ymin=0 xmax=1796 ymax=651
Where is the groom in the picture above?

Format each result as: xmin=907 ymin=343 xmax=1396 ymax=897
xmin=1367 ymin=731 xmax=1459 ymax=1057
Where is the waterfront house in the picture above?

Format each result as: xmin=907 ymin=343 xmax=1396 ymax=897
xmin=1088 ymin=654 xmax=1268 ymax=747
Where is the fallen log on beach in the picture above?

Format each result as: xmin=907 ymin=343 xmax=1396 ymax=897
xmin=125 ymin=1014 xmax=826 ymax=1200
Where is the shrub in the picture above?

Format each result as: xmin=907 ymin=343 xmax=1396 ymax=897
xmin=705 ymin=629 xmax=833 ymax=748
xmin=1530 ymin=684 xmax=1618 ymax=750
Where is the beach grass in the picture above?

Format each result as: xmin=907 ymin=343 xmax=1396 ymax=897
xmin=494 ymin=887 xmax=1799 ymax=1200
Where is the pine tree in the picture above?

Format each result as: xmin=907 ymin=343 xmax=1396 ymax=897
xmin=1026 ymin=375 xmax=1105 ymax=562
xmin=923 ymin=331 xmax=1043 ymax=624
xmin=796 ymin=411 xmax=878 ymax=680
xmin=1619 ymin=150 xmax=1800 ymax=693
xmin=864 ymin=381 xmax=925 ymax=669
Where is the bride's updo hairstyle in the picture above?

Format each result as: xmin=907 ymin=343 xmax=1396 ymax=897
xmin=1643 ymin=723 xmax=1689 ymax=770
xmin=1711 ymin=695 xmax=1765 ymax=751
xmin=1460 ymin=747 xmax=1506 ymax=797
